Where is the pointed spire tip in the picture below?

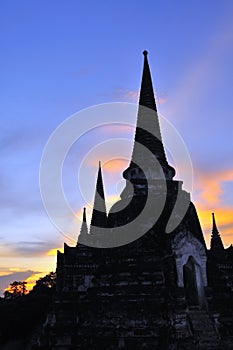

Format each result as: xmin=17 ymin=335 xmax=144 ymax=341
xmin=143 ymin=50 xmax=148 ymax=56
xmin=83 ymin=207 xmax=87 ymax=222
xmin=212 ymin=212 xmax=216 ymax=223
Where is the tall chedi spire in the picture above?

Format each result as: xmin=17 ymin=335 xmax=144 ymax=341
xmin=90 ymin=162 xmax=107 ymax=234
xmin=210 ymin=212 xmax=225 ymax=254
xmin=77 ymin=207 xmax=89 ymax=245
xmin=123 ymin=50 xmax=175 ymax=182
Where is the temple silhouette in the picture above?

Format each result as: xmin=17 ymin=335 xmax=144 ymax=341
xmin=35 ymin=52 xmax=233 ymax=349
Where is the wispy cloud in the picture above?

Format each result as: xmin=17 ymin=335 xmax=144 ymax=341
xmin=9 ymin=241 xmax=58 ymax=257
xmin=0 ymin=241 xmax=60 ymax=258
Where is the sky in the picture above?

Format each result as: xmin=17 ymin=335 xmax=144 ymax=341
xmin=1 ymin=0 xmax=233 ymax=295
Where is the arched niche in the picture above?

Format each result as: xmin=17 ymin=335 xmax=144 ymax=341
xmin=183 ymin=256 xmax=206 ymax=306
xmin=172 ymin=231 xmax=207 ymax=293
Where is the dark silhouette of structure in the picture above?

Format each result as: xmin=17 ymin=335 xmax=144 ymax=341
xmin=34 ymin=52 xmax=233 ymax=350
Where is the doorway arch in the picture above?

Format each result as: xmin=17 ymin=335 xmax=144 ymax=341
xmin=183 ymin=256 xmax=205 ymax=307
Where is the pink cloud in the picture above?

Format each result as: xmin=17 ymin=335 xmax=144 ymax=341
xmin=112 ymin=88 xmax=139 ymax=101
xmin=157 ymin=97 xmax=167 ymax=104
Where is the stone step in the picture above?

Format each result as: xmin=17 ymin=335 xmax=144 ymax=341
xmin=188 ymin=310 xmax=219 ymax=344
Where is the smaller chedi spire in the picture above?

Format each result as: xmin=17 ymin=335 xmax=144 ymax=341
xmin=90 ymin=162 xmax=107 ymax=234
xmin=77 ymin=207 xmax=89 ymax=245
xmin=210 ymin=212 xmax=224 ymax=253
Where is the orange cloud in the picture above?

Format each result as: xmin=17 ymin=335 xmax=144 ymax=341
xmin=103 ymin=159 xmax=128 ymax=173
xmin=194 ymin=167 xmax=233 ymax=206
xmin=193 ymin=167 xmax=233 ymax=248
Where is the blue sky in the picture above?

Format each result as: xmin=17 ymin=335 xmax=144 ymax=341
xmin=0 ymin=0 xmax=233 ymax=294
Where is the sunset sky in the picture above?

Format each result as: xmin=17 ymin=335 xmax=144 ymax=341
xmin=1 ymin=0 xmax=233 ymax=294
